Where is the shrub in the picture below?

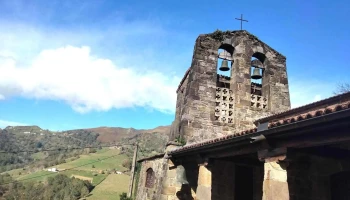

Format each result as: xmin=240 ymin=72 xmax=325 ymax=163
xmin=120 ymin=192 xmax=133 ymax=200
xmin=122 ymin=159 xmax=132 ymax=170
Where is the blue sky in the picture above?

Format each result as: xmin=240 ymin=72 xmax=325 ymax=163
xmin=0 ymin=0 xmax=349 ymax=131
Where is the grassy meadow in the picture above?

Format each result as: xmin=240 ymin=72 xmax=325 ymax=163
xmin=87 ymin=174 xmax=130 ymax=200
xmin=3 ymin=148 xmax=131 ymax=199
xmin=57 ymin=148 xmax=128 ymax=172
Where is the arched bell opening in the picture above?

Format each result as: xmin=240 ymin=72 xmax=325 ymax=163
xmin=250 ymin=58 xmax=263 ymax=94
xmin=214 ymin=44 xmax=235 ymax=124
xmin=216 ymin=44 xmax=234 ymax=89
xmin=250 ymin=52 xmax=267 ymax=110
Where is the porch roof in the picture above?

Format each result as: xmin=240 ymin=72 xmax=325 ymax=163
xmin=169 ymin=92 xmax=350 ymax=157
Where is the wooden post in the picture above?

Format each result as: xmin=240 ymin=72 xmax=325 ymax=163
xmin=128 ymin=143 xmax=138 ymax=198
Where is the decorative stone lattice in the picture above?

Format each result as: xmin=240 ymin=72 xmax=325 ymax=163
xmin=215 ymin=87 xmax=234 ymax=123
xmin=251 ymin=94 xmax=268 ymax=109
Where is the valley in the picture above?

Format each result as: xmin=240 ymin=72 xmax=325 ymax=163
xmin=0 ymin=125 xmax=170 ymax=200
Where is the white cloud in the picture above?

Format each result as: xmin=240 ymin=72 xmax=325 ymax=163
xmin=0 ymin=46 xmax=180 ymax=113
xmin=0 ymin=119 xmax=27 ymax=128
xmin=0 ymin=16 xmax=185 ymax=114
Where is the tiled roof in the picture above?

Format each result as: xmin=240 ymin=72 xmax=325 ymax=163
xmin=268 ymin=100 xmax=350 ymax=128
xmin=170 ymin=93 xmax=350 ymax=155
xmin=170 ymin=128 xmax=257 ymax=154
xmin=137 ymin=153 xmax=165 ymax=162
xmin=256 ymin=91 xmax=350 ymax=124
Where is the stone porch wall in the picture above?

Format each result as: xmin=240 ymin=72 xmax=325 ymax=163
xmin=136 ymin=157 xmax=167 ymax=200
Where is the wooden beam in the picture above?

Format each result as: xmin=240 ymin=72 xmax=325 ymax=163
xmin=258 ymin=147 xmax=287 ymax=161
xmin=275 ymin=131 xmax=350 ymax=149
xmin=205 ymin=142 xmax=263 ymax=158
xmin=218 ymin=155 xmax=263 ymax=167
xmin=292 ymin=146 xmax=350 ymax=160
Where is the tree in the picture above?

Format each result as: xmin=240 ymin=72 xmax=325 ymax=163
xmin=36 ymin=142 xmax=43 ymax=148
xmin=334 ymin=83 xmax=350 ymax=95
xmin=120 ymin=192 xmax=133 ymax=200
xmin=122 ymin=159 xmax=132 ymax=170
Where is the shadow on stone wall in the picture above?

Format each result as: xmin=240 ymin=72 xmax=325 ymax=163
xmin=176 ymin=184 xmax=195 ymax=200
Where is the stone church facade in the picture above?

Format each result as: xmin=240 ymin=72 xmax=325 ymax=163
xmin=135 ymin=30 xmax=350 ymax=200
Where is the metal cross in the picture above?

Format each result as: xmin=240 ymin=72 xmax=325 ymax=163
xmin=235 ymin=14 xmax=248 ymax=30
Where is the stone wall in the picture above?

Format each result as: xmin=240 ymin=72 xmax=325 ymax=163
xmin=136 ymin=157 xmax=167 ymax=200
xmin=175 ymin=30 xmax=290 ymax=144
xmin=170 ymin=69 xmax=190 ymax=141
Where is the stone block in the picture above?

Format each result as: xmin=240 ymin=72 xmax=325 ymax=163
xmin=198 ymin=166 xmax=212 ymax=186
xmin=196 ymin=185 xmax=212 ymax=200
xmin=264 ymin=162 xmax=287 ymax=182
xmin=159 ymin=194 xmax=168 ymax=200
xmin=263 ymin=180 xmax=289 ymax=200
xmin=162 ymin=177 xmax=175 ymax=187
xmin=167 ymin=169 xmax=176 ymax=178
xmin=162 ymin=186 xmax=177 ymax=195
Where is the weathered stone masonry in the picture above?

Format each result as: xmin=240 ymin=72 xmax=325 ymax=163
xmin=174 ymin=30 xmax=290 ymax=144
xmin=136 ymin=29 xmax=350 ymax=200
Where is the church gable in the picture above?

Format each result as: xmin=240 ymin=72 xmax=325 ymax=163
xmin=172 ymin=29 xmax=290 ymax=144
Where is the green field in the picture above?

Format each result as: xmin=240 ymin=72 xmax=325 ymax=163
xmin=57 ymin=148 xmax=128 ymax=172
xmin=31 ymin=152 xmax=47 ymax=160
xmin=18 ymin=170 xmax=56 ymax=183
xmin=17 ymin=169 xmax=108 ymax=185
xmin=3 ymin=148 xmax=131 ymax=199
xmin=87 ymin=174 xmax=130 ymax=200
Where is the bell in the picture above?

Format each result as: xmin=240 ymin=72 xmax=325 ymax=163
xmin=251 ymin=67 xmax=262 ymax=79
xmin=176 ymin=165 xmax=189 ymax=185
xmin=219 ymin=60 xmax=230 ymax=71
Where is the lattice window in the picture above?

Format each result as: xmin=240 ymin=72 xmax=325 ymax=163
xmin=215 ymin=87 xmax=234 ymax=124
xmin=145 ymin=168 xmax=155 ymax=188
xmin=251 ymin=94 xmax=268 ymax=110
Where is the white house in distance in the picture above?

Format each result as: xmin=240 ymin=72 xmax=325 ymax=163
xmin=47 ymin=168 xmax=58 ymax=172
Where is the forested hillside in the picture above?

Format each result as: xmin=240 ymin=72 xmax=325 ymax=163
xmin=0 ymin=173 xmax=93 ymax=200
xmin=0 ymin=125 xmax=170 ymax=172
xmin=0 ymin=126 xmax=100 ymax=173
xmin=0 ymin=125 xmax=170 ymax=199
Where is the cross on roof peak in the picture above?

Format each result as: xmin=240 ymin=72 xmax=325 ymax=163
xmin=235 ymin=14 xmax=248 ymax=30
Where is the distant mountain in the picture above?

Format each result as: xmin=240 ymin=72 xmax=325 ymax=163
xmin=0 ymin=124 xmax=171 ymax=170
xmin=84 ymin=125 xmax=170 ymax=143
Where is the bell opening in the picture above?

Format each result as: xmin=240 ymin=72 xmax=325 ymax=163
xmin=217 ymin=49 xmax=232 ymax=77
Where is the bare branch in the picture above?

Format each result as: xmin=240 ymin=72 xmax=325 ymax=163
xmin=334 ymin=83 xmax=350 ymax=95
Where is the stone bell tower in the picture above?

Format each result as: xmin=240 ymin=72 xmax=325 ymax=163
xmin=170 ymin=30 xmax=291 ymax=144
